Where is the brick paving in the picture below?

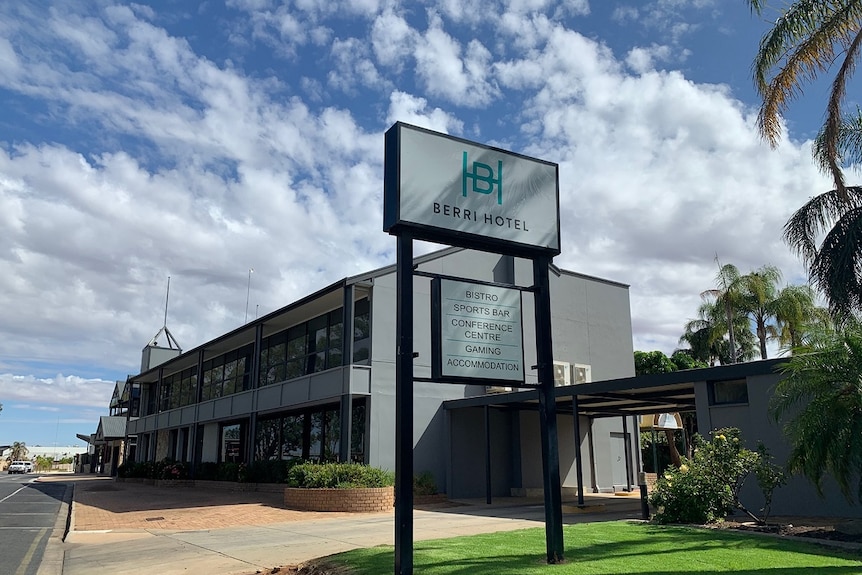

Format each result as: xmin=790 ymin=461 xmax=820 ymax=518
xmin=36 ymin=474 xmax=357 ymax=531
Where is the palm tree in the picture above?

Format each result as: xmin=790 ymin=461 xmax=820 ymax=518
xmin=771 ymin=318 xmax=862 ymax=502
xmin=701 ymin=262 xmax=757 ymax=363
xmin=748 ymin=0 xmax=862 ymax=198
xmin=783 ymin=186 xmax=862 ymax=323
xmin=740 ymin=265 xmax=783 ymax=359
xmin=773 ymin=284 xmax=831 ymax=349
xmin=680 ymin=297 xmax=757 ymax=365
xmin=9 ymin=442 xmax=28 ymax=461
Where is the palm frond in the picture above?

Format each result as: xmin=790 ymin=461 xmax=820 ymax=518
xmin=809 ymin=205 xmax=862 ymax=322
xmin=753 ymin=1 xmax=862 ymax=146
xmin=823 ymin=27 xmax=862 ymax=196
xmin=782 ymin=186 xmax=862 ymax=264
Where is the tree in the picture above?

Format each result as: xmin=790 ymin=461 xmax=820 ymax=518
xmin=770 ymin=318 xmax=862 ymax=502
xmin=783 ymin=186 xmax=862 ymax=323
xmin=702 ymin=262 xmax=753 ymax=364
xmin=681 ymin=295 xmax=757 ymax=366
xmin=748 ymin=0 xmax=862 ymax=198
xmin=773 ymin=284 xmax=831 ymax=349
xmin=669 ymin=350 xmax=709 ymax=371
xmin=650 ymin=427 xmax=785 ymax=525
xmin=634 ymin=350 xmax=677 ymax=375
xmin=740 ymin=265 xmax=783 ymax=359
xmin=634 ymin=350 xmax=707 ymax=468
xmin=8 ymin=442 xmax=28 ymax=461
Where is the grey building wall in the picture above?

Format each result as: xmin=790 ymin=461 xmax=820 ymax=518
xmin=121 ymin=247 xmax=637 ymax=500
xmin=696 ymin=370 xmax=862 ymax=519
xmin=366 ymin=249 xmax=500 ymax=492
xmin=512 ymin=266 xmax=637 ymax=495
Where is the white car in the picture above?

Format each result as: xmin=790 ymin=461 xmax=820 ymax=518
xmin=7 ymin=461 xmax=33 ymax=474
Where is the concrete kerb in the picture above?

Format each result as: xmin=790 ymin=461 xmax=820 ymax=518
xmin=35 ymin=480 xmax=73 ymax=575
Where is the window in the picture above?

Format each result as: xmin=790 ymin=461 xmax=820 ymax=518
xmin=159 ymin=367 xmax=198 ymax=411
xmin=202 ymin=344 xmax=253 ymax=401
xmin=351 ymin=400 xmax=366 ymax=463
xmin=709 ymin=379 xmax=749 ymax=405
xmin=253 ymin=404 xmax=344 ymax=463
xmin=353 ymin=298 xmax=370 ymax=362
xmin=221 ymin=423 xmax=243 ymax=463
xmin=259 ymin=307 xmax=346 ymax=385
xmin=254 ymin=418 xmax=282 ymax=461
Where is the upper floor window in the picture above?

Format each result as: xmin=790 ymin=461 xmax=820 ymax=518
xmin=260 ymin=308 xmax=344 ymax=386
xmin=201 ymin=344 xmax=253 ymax=401
xmin=159 ymin=366 xmax=197 ymax=411
xmin=353 ymin=298 xmax=370 ymax=363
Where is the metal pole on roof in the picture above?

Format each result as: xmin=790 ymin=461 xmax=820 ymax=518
xmin=244 ymin=268 xmax=254 ymax=324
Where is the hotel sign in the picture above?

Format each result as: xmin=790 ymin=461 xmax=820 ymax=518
xmin=384 ymin=122 xmax=560 ymax=256
xmin=432 ymin=278 xmax=524 ymax=383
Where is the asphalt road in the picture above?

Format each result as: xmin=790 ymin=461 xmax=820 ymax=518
xmin=0 ymin=475 xmax=66 ymax=575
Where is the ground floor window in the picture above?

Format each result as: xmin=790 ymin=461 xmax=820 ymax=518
xmin=220 ymin=422 xmax=245 ymax=463
xmin=254 ymin=399 xmax=366 ymax=463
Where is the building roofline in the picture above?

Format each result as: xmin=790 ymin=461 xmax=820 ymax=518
xmin=130 ymin=277 xmax=347 ymax=381
xmin=443 ymin=358 xmax=788 ymax=415
xmin=130 ymin=246 xmax=630 ymax=382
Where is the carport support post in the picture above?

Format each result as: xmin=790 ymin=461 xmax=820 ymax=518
xmin=572 ymin=394 xmax=585 ymax=506
xmin=394 ymin=232 xmax=414 ymax=575
xmin=534 ymin=255 xmax=565 ymax=563
xmin=485 ymin=404 xmax=492 ymax=504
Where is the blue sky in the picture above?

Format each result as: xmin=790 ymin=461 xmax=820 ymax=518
xmin=0 ymin=1 xmax=845 ymax=448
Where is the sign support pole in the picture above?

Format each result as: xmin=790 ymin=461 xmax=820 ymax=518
xmin=533 ymin=255 xmax=565 ymax=563
xmin=395 ymin=231 xmax=414 ymax=575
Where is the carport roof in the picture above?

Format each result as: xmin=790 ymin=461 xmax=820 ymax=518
xmin=443 ymin=358 xmax=787 ymax=418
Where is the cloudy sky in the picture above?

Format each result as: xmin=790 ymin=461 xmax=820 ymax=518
xmin=0 ymin=1 xmax=840 ymax=447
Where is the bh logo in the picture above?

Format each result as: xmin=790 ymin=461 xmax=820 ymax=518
xmin=462 ymin=151 xmax=502 ymax=205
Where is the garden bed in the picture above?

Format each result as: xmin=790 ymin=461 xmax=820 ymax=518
xmin=283 ymin=486 xmax=394 ymax=513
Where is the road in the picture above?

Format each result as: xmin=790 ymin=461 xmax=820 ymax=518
xmin=0 ymin=474 xmax=67 ymax=575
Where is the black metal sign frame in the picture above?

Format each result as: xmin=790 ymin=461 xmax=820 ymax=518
xmin=386 ymin=123 xmax=564 ymax=575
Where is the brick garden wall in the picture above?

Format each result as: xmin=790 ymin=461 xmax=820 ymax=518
xmin=284 ymin=487 xmax=394 ymax=512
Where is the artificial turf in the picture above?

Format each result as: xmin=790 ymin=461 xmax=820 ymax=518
xmin=321 ymin=521 xmax=862 ymax=574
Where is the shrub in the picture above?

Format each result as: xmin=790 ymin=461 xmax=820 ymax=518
xmin=149 ymin=458 xmax=189 ymax=480
xmin=287 ymin=462 xmax=395 ymax=489
xmin=414 ymin=471 xmax=437 ymax=496
xmin=649 ymin=427 xmax=785 ymax=525
xmin=196 ymin=462 xmax=219 ymax=480
xmin=247 ymin=459 xmax=299 ymax=483
xmin=118 ymin=460 xmax=154 ymax=479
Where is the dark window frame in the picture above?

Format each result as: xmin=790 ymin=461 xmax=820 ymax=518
xmin=708 ymin=378 xmax=749 ymax=405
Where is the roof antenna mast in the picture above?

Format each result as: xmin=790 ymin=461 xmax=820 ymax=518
xmin=147 ymin=276 xmax=182 ymax=350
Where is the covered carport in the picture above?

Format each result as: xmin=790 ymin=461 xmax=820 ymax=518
xmin=442 ymin=360 xmax=786 ymax=505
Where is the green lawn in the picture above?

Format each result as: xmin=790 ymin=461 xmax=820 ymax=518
xmin=321 ymin=521 xmax=862 ymax=574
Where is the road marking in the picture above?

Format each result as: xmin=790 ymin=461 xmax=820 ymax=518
xmin=14 ymin=527 xmax=48 ymax=575
xmin=0 ymin=487 xmax=27 ymax=503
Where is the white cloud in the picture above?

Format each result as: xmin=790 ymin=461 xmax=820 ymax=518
xmin=387 ymin=90 xmax=463 ymax=134
xmin=0 ymin=1 xmax=835 ymax=409
xmin=414 ymin=15 xmax=499 ymax=107
xmin=0 ymin=373 xmax=114 ymax=408
xmin=328 ymin=37 xmax=388 ymax=92
xmin=625 ymin=44 xmax=674 ymax=74
xmin=371 ymin=10 xmax=415 ymax=70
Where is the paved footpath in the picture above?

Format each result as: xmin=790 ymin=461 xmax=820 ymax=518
xmin=35 ymin=474 xmax=642 ymax=575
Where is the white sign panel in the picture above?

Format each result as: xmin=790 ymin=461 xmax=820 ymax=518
xmin=439 ymin=279 xmax=524 ymax=381
xmin=384 ymin=122 xmax=560 ymax=255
